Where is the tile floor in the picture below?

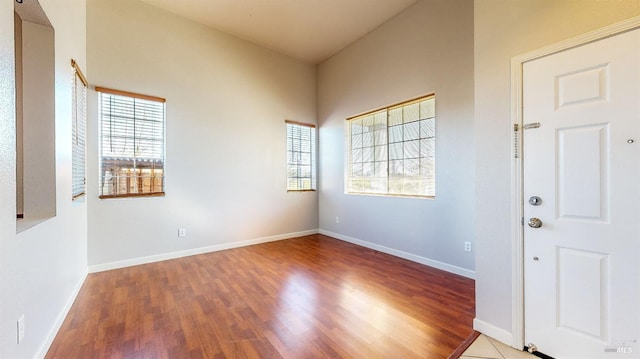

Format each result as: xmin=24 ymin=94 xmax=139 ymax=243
xmin=460 ymin=334 xmax=537 ymax=359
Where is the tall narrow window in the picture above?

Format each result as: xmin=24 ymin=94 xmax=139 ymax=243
xmin=97 ymin=87 xmax=166 ymax=199
xmin=346 ymin=95 xmax=435 ymax=197
xmin=286 ymin=120 xmax=316 ymax=191
xmin=71 ymin=59 xmax=87 ymax=200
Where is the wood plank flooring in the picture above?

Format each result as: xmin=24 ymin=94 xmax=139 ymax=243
xmin=46 ymin=234 xmax=475 ymax=358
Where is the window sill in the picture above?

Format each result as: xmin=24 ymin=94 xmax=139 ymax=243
xmin=345 ymin=191 xmax=435 ymax=200
xmin=99 ymin=192 xmax=165 ymax=199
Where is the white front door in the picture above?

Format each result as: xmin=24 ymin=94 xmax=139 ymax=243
xmin=523 ymin=29 xmax=640 ymax=358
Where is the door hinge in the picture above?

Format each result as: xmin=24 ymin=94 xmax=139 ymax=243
xmin=514 ymin=124 xmax=520 ymax=159
xmin=523 ymin=122 xmax=541 ymax=130
xmin=521 ymin=217 xmax=524 ymax=225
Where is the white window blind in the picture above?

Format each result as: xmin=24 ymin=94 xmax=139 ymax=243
xmin=97 ymin=87 xmax=166 ymax=198
xmin=72 ymin=59 xmax=87 ymax=200
xmin=346 ymin=95 xmax=435 ymax=197
xmin=286 ymin=120 xmax=316 ymax=191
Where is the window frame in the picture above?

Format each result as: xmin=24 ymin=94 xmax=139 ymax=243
xmin=96 ymin=86 xmax=166 ymax=199
xmin=286 ymin=120 xmax=317 ymax=192
xmin=345 ymin=94 xmax=436 ymax=198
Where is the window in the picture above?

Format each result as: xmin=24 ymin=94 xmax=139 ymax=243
xmin=346 ymin=95 xmax=435 ymax=197
xmin=286 ymin=120 xmax=316 ymax=191
xmin=97 ymin=87 xmax=165 ymax=198
xmin=72 ymin=59 xmax=87 ymax=200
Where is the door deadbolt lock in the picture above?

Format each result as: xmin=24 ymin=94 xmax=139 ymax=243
xmin=529 ymin=196 xmax=542 ymax=206
xmin=528 ymin=218 xmax=543 ymax=228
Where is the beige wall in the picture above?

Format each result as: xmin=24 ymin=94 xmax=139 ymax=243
xmin=19 ymin=20 xmax=56 ymax=231
xmin=317 ymin=0 xmax=475 ymax=276
xmin=87 ymin=0 xmax=318 ymax=268
xmin=14 ymin=12 xmax=23 ymax=216
xmin=474 ymin=0 xmax=640 ymax=341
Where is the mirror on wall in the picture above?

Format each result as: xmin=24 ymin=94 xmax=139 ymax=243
xmin=14 ymin=0 xmax=56 ymax=232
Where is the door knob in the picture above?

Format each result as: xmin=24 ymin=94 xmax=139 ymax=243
xmin=528 ymin=218 xmax=543 ymax=228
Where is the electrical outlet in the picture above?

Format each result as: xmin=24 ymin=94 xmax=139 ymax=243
xmin=335 ymin=216 xmax=340 ymax=224
xmin=17 ymin=315 xmax=25 ymax=344
xmin=464 ymin=242 xmax=472 ymax=252
xmin=178 ymin=228 xmax=186 ymax=238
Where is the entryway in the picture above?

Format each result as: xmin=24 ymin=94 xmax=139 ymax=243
xmin=514 ymin=22 xmax=640 ymax=359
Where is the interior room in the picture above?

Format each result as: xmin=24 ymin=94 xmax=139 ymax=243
xmin=1 ymin=0 xmax=640 ymax=358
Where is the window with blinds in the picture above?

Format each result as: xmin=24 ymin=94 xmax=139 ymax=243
xmin=97 ymin=87 xmax=166 ymax=199
xmin=72 ymin=60 xmax=87 ymax=200
xmin=286 ymin=120 xmax=316 ymax=191
xmin=346 ymin=95 xmax=435 ymax=197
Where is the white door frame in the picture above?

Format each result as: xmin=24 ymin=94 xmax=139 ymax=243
xmin=510 ymin=16 xmax=640 ymax=350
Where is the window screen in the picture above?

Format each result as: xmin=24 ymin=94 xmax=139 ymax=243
xmin=346 ymin=95 xmax=435 ymax=197
xmin=286 ymin=120 xmax=316 ymax=191
xmin=97 ymin=87 xmax=165 ymax=198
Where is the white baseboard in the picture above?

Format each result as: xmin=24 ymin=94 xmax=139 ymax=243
xmin=88 ymin=229 xmax=320 ymax=273
xmin=473 ymin=318 xmax=514 ymax=348
xmin=319 ymin=229 xmax=475 ymax=279
xmin=38 ymin=229 xmax=472 ymax=357
xmin=36 ymin=268 xmax=89 ymax=359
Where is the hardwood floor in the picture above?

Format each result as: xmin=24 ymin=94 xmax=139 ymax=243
xmin=46 ymin=234 xmax=475 ymax=358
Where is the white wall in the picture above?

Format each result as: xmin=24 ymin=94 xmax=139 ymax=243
xmin=86 ymin=0 xmax=318 ymax=269
xmin=474 ymin=0 xmax=640 ymax=342
xmin=317 ymin=0 xmax=475 ymax=276
xmin=0 ymin=0 xmax=88 ymax=358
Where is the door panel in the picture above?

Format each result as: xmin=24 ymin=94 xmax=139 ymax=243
xmin=556 ymin=64 xmax=609 ymax=108
xmin=557 ymin=124 xmax=609 ymax=221
xmin=523 ymin=28 xmax=640 ymax=358
xmin=557 ymin=247 xmax=608 ymax=339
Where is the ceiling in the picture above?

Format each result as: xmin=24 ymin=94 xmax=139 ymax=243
xmin=140 ymin=0 xmax=418 ymax=64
